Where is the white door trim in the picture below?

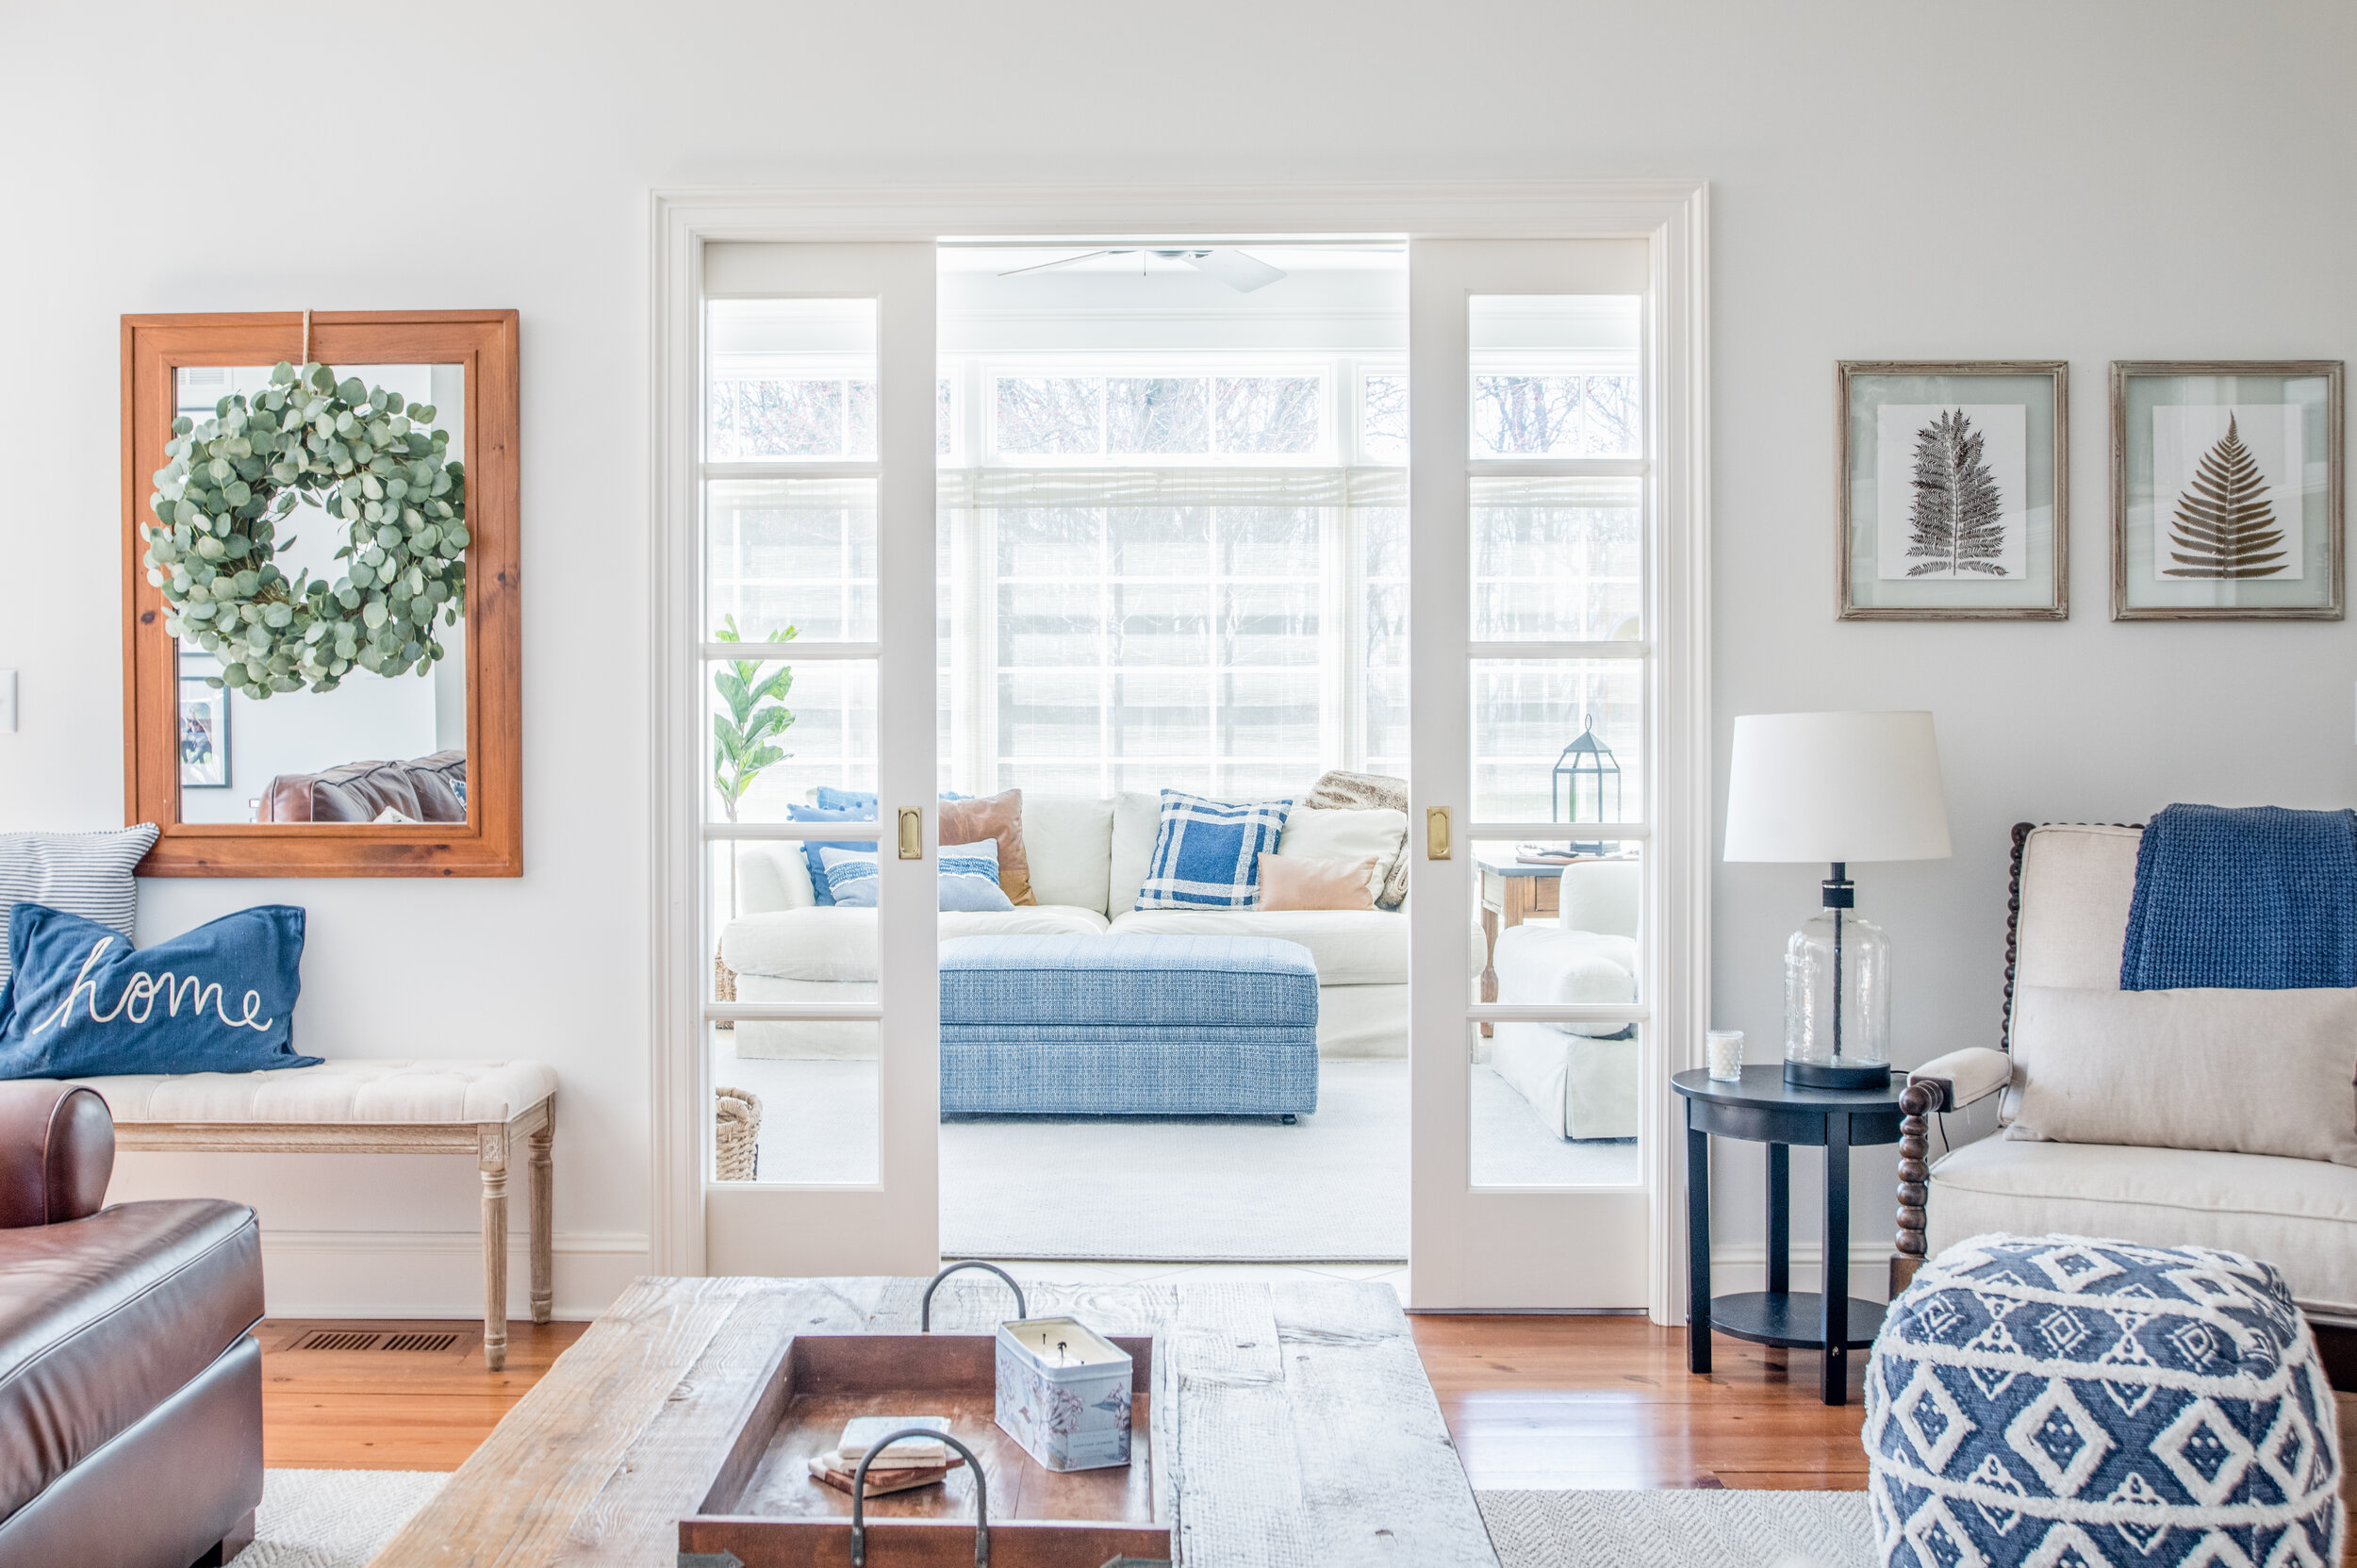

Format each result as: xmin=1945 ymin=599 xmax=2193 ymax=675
xmin=647 ymin=181 xmax=1710 ymax=1321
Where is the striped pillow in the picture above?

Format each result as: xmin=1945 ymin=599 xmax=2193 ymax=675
xmin=1 ymin=826 xmax=158 ymax=989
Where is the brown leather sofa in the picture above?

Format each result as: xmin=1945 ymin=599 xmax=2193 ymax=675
xmin=259 ymin=748 xmax=467 ymax=823
xmin=0 ymin=1084 xmax=264 ymax=1568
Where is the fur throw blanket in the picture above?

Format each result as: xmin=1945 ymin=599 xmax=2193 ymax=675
xmin=1302 ymin=769 xmax=1409 ymax=909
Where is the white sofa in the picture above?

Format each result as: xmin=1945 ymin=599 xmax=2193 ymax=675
xmin=721 ymin=793 xmax=1453 ymax=1059
xmin=1486 ymin=859 xmax=1643 ymax=1140
xmin=1900 ymin=822 xmax=2357 ymax=1331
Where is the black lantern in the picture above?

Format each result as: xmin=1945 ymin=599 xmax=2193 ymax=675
xmin=1551 ymin=715 xmax=1621 ymax=853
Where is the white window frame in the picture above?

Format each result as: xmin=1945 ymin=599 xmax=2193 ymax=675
xmin=651 ymin=182 xmax=1709 ymax=1323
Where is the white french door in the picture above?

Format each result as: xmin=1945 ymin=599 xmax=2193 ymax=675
xmin=698 ymin=241 xmax=940 ymax=1276
xmin=1407 ymin=239 xmax=1660 ymax=1310
xmin=656 ymin=188 xmax=1706 ymax=1313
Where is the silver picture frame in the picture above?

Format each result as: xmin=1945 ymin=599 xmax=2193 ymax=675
xmin=2110 ymin=360 xmax=2344 ymax=621
xmin=1837 ymin=360 xmax=2069 ymax=621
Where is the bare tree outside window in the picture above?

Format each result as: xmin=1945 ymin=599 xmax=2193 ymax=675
xmin=1108 ymin=378 xmax=1210 ymax=454
xmin=997 ymin=377 xmax=1102 ymax=454
xmin=1217 ymin=377 xmax=1321 ymax=454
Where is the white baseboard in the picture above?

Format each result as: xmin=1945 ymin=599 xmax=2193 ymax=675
xmin=1708 ymin=1242 xmax=1896 ymax=1305
xmin=256 ymin=1229 xmax=649 ymax=1320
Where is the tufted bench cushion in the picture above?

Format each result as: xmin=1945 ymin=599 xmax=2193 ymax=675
xmin=27 ymin=1060 xmax=556 ymax=1125
xmin=1867 ymin=1232 xmax=2345 ymax=1568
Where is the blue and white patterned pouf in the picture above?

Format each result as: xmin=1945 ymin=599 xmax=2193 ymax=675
xmin=1866 ymin=1233 xmax=2344 ymax=1568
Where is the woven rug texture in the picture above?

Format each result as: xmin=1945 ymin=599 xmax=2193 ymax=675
xmin=1476 ymin=1488 xmax=1874 ymax=1568
xmin=231 ymin=1469 xmax=445 ymax=1568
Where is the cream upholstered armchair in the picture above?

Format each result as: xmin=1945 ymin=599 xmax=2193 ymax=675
xmin=1892 ymin=822 xmax=2357 ymax=1378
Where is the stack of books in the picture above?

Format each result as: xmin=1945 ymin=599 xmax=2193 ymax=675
xmin=807 ymin=1415 xmax=964 ymax=1498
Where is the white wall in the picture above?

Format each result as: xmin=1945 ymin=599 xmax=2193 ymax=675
xmin=3 ymin=1 xmax=2349 ymax=1312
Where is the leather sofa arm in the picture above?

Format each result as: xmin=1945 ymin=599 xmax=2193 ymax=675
xmin=0 ymin=1083 xmax=114 ymax=1227
xmin=1905 ymin=1046 xmax=2015 ymax=1112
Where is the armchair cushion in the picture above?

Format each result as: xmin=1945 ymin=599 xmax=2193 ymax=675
xmin=0 ymin=1083 xmax=111 ymax=1227
xmin=2006 ymin=982 xmax=2357 ymax=1165
xmin=1904 ymin=1046 xmax=2013 ymax=1112
xmin=1925 ymin=1137 xmax=2357 ymax=1322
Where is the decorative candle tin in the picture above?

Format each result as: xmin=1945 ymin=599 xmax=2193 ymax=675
xmin=994 ymin=1315 xmax=1133 ymax=1472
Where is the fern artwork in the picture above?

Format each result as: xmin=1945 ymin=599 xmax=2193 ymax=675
xmin=2162 ymin=414 xmax=2288 ymax=578
xmin=1903 ymin=408 xmax=2009 ymax=577
xmin=712 ymin=615 xmax=796 ymax=822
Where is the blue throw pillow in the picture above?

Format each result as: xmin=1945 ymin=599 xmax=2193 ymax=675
xmin=814 ymin=787 xmax=968 ymax=812
xmin=817 ymin=841 xmax=1011 ymax=912
xmin=1134 ymin=791 xmax=1292 ymax=909
xmin=0 ymin=903 xmax=321 ymax=1078
xmin=787 ymin=803 xmax=878 ymax=906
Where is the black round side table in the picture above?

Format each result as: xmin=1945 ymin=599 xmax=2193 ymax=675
xmin=1672 ymin=1065 xmax=1905 ymax=1406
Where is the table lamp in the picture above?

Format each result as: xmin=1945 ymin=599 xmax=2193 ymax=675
xmin=1722 ymin=712 xmax=1952 ymax=1088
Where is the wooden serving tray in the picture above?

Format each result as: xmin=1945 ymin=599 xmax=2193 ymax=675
xmin=682 ymin=1333 xmax=1171 ymax=1567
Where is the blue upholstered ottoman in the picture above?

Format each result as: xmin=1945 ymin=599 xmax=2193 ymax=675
xmin=938 ymin=934 xmax=1319 ymax=1116
xmin=1867 ymin=1233 xmax=2345 ymax=1568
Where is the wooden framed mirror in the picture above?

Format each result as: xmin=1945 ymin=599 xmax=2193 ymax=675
xmin=121 ymin=310 xmax=520 ymax=876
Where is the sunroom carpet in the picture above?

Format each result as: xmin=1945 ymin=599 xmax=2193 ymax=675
xmin=718 ymin=1053 xmax=1637 ymax=1261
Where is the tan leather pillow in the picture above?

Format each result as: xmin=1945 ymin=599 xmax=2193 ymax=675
xmin=2006 ymin=983 xmax=2357 ymax=1165
xmin=939 ymin=790 xmax=1034 ymax=907
xmin=1258 ymin=852 xmax=1377 ymax=912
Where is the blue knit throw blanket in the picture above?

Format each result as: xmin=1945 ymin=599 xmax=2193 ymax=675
xmin=2120 ymin=802 xmax=2357 ymax=989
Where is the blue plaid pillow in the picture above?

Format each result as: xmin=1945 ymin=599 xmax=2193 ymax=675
xmin=1134 ymin=792 xmax=1292 ymax=910
xmin=817 ymin=841 xmax=1010 ymax=912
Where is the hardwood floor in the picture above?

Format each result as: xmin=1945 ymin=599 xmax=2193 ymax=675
xmin=259 ymin=1318 xmax=588 ymax=1471
xmin=262 ymin=1312 xmax=2357 ymax=1560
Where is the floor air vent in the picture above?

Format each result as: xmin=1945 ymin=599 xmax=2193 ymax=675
xmin=381 ymin=1332 xmax=464 ymax=1354
xmin=291 ymin=1330 xmax=383 ymax=1352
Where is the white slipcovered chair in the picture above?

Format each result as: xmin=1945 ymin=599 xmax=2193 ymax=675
xmin=1488 ymin=858 xmax=1642 ymax=1140
xmin=1894 ymin=822 xmax=2357 ymax=1375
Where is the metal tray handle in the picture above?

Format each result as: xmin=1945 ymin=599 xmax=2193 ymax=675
xmin=849 ymin=1429 xmax=989 ymax=1568
xmin=919 ymin=1261 xmax=1028 ymax=1331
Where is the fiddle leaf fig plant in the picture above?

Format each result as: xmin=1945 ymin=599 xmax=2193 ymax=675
xmin=140 ymin=361 xmax=468 ymax=699
xmin=712 ymin=615 xmax=796 ymax=821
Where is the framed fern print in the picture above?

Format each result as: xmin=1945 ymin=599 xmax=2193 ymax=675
xmin=2110 ymin=361 xmax=2344 ymax=620
xmin=1837 ymin=361 xmax=2068 ymax=619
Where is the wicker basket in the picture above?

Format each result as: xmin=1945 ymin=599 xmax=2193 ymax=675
xmin=714 ymin=951 xmax=737 ymax=1004
xmin=715 ymin=1085 xmax=762 ymax=1181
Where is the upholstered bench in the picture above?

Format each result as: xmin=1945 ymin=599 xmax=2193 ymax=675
xmin=1867 ymin=1232 xmax=2345 ymax=1568
xmin=939 ymin=934 xmax=1318 ymax=1117
xmin=17 ymin=1060 xmax=555 ymax=1369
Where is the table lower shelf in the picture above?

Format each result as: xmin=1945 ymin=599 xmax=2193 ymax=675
xmin=1705 ymin=1291 xmax=1884 ymax=1351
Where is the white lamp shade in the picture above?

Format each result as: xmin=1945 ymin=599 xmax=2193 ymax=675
xmin=1722 ymin=711 xmax=1953 ymax=864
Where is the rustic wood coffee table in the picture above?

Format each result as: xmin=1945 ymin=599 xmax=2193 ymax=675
xmin=367 ymin=1275 xmax=1498 ymax=1567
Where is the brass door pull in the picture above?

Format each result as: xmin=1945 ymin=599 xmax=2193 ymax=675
xmin=1426 ymin=805 xmax=1451 ymax=860
xmin=898 ymin=807 xmax=922 ymax=860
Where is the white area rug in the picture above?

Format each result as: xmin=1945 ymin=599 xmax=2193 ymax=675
xmin=231 ymin=1469 xmax=445 ymax=1567
xmin=720 ymin=1051 xmax=1638 ymax=1261
xmin=1476 ymin=1488 xmax=1873 ymax=1568
xmin=243 ymin=1469 xmax=1875 ymax=1568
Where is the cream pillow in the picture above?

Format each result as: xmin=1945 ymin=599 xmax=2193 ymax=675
xmin=2005 ymin=983 xmax=2357 ymax=1165
xmin=1277 ymin=806 xmax=1406 ymax=905
xmin=1259 ymin=852 xmax=1378 ymax=911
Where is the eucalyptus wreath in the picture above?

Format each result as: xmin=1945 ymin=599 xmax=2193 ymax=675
xmin=141 ymin=361 xmax=468 ymax=700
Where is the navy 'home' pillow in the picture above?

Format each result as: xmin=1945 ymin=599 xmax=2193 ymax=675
xmin=0 ymin=903 xmax=320 ymax=1078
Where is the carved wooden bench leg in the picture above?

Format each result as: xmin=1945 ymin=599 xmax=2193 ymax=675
xmin=480 ymin=1124 xmax=510 ymax=1371
xmin=529 ymin=1101 xmax=554 ymax=1327
xmin=1890 ymin=1080 xmax=1936 ymax=1299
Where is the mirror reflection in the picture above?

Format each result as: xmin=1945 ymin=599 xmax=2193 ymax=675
xmin=166 ymin=363 xmax=468 ymax=825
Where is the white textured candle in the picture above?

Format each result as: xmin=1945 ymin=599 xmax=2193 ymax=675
xmin=1706 ymin=1030 xmax=1745 ymax=1081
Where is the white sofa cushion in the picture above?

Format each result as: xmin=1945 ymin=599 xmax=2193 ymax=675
xmin=1107 ymin=791 xmax=1162 ymax=915
xmin=1108 ymin=907 xmax=1405 ymax=986
xmin=1492 ymin=925 xmax=1639 ymax=1037
xmin=1925 ymin=1135 xmax=2357 ymax=1323
xmin=1277 ymin=807 xmax=1408 ymax=904
xmin=40 ymin=1059 xmax=556 ymax=1124
xmin=1490 ymin=1023 xmax=1639 ymax=1140
xmin=722 ymin=904 xmax=1110 ymax=982
xmin=2007 ymin=982 xmax=2357 ymax=1164
xmin=1020 ymin=793 xmax=1116 ymax=914
xmin=733 ymin=842 xmax=817 ymax=914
